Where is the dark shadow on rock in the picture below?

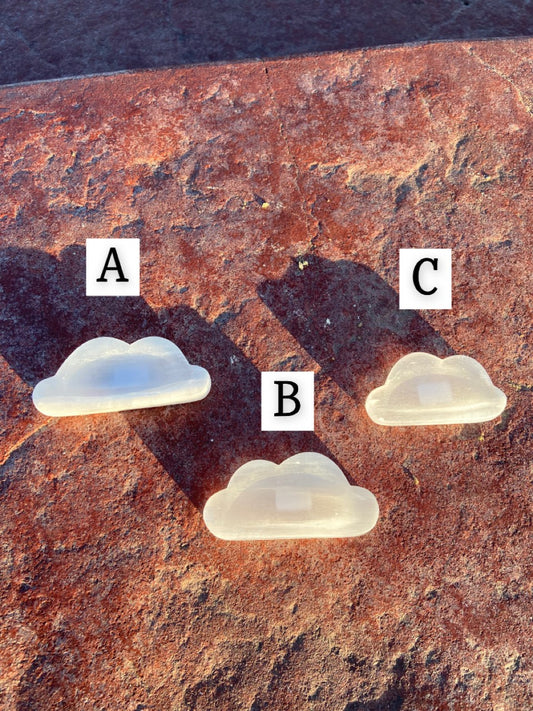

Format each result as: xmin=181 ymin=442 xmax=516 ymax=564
xmin=124 ymin=306 xmax=336 ymax=509
xmin=344 ymin=685 xmax=404 ymax=710
xmin=258 ymin=255 xmax=453 ymax=403
xmin=0 ymin=244 xmax=161 ymax=386
xmin=1 ymin=0 xmax=532 ymax=85
xmin=343 ymin=652 xmax=410 ymax=710
xmin=0 ymin=245 xmax=335 ymax=509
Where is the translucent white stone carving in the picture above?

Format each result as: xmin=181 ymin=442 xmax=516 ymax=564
xmin=365 ymin=353 xmax=506 ymax=426
xmin=203 ymin=452 xmax=379 ymax=540
xmin=32 ymin=336 xmax=211 ymax=416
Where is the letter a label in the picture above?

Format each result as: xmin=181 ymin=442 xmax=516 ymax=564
xmin=86 ymin=239 xmax=140 ymax=296
xmin=261 ymin=372 xmax=314 ymax=431
xmin=399 ymin=248 xmax=452 ymax=310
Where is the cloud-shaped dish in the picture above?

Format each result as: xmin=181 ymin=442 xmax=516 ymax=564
xmin=32 ymin=336 xmax=211 ymax=416
xmin=203 ymin=452 xmax=379 ymax=540
xmin=365 ymin=352 xmax=506 ymax=426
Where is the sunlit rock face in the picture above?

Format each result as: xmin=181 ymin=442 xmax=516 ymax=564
xmin=0 ymin=37 xmax=530 ymax=711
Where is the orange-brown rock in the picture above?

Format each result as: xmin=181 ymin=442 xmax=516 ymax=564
xmin=0 ymin=39 xmax=531 ymax=710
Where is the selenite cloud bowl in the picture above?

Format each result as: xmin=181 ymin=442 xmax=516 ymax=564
xmin=203 ymin=452 xmax=379 ymax=540
xmin=32 ymin=336 xmax=211 ymax=416
xmin=365 ymin=353 xmax=506 ymax=426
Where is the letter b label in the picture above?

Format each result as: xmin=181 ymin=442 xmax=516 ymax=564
xmin=86 ymin=239 xmax=140 ymax=296
xmin=399 ymin=248 xmax=452 ymax=309
xmin=261 ymin=372 xmax=314 ymax=431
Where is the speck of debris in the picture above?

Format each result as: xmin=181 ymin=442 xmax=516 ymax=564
xmin=509 ymin=381 xmax=533 ymax=391
xmin=253 ymin=194 xmax=269 ymax=208
xmin=325 ymin=318 xmax=331 ymax=326
xmin=402 ymin=462 xmax=420 ymax=489
xmin=298 ymin=259 xmax=309 ymax=271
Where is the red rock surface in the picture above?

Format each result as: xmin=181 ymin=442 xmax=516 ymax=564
xmin=0 ymin=39 xmax=532 ymax=710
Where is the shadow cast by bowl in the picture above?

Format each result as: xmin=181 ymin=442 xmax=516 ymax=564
xmin=0 ymin=244 xmax=336 ymax=509
xmin=124 ymin=304 xmax=339 ymax=509
xmin=258 ymin=255 xmax=453 ymax=403
xmin=0 ymin=244 xmax=162 ymax=386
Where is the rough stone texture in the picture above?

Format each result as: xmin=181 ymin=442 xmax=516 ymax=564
xmin=0 ymin=39 xmax=532 ymax=710
xmin=1 ymin=0 xmax=533 ymax=86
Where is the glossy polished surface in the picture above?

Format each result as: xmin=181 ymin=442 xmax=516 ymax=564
xmin=365 ymin=353 xmax=507 ymax=426
xmin=32 ymin=336 xmax=211 ymax=416
xmin=203 ymin=452 xmax=379 ymax=540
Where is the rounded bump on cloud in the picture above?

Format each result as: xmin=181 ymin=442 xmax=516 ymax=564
xmin=365 ymin=352 xmax=506 ymax=426
xmin=203 ymin=452 xmax=379 ymax=541
xmin=32 ymin=336 xmax=211 ymax=416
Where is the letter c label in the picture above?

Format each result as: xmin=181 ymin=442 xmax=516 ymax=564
xmin=413 ymin=257 xmax=438 ymax=295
